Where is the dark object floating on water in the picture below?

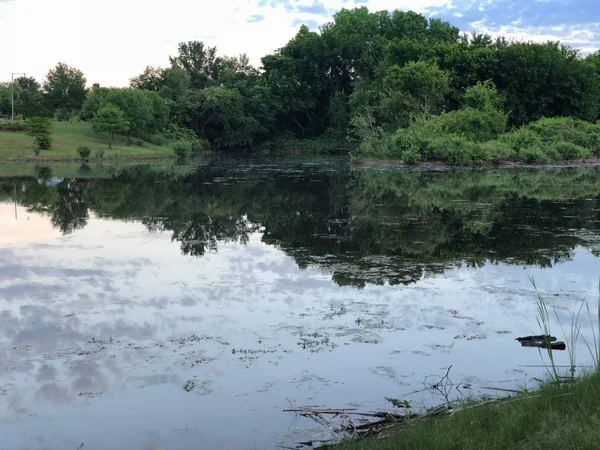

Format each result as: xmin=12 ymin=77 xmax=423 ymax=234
xmin=516 ymin=335 xmax=566 ymax=350
xmin=516 ymin=335 xmax=557 ymax=342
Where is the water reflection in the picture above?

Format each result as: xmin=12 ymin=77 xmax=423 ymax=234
xmin=0 ymin=158 xmax=599 ymax=449
xmin=2 ymin=160 xmax=599 ymax=285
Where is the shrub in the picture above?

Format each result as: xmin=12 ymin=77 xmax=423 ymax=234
xmin=433 ymin=107 xmax=508 ymax=142
xmin=519 ymin=146 xmax=549 ymax=163
xmin=399 ymin=148 xmax=424 ymax=164
xmin=0 ymin=120 xmax=27 ymax=132
xmin=25 ymin=117 xmax=53 ymax=152
xmin=499 ymin=127 xmax=543 ymax=152
xmin=94 ymin=148 xmax=105 ymax=160
xmin=355 ymin=135 xmax=394 ymax=159
xmin=171 ymin=140 xmax=193 ymax=158
xmin=478 ymin=141 xmax=516 ymax=162
xmin=260 ymin=133 xmax=351 ymax=154
xmin=55 ymin=108 xmax=79 ymax=122
xmin=463 ymin=80 xmax=505 ymax=111
xmin=527 ymin=117 xmax=600 ymax=154
xmin=76 ymin=146 xmax=92 ymax=160
xmin=550 ymin=141 xmax=590 ymax=159
xmin=426 ymin=134 xmax=484 ymax=164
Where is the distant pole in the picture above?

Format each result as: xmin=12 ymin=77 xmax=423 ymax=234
xmin=11 ymin=72 xmax=26 ymax=120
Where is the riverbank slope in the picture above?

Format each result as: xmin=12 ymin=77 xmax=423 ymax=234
xmin=332 ymin=372 xmax=600 ymax=450
xmin=0 ymin=121 xmax=173 ymax=161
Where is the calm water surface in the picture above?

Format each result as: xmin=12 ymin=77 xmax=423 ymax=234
xmin=1 ymin=157 xmax=599 ymax=449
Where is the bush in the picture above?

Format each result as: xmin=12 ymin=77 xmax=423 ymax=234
xmin=527 ymin=117 xmax=600 ymax=154
xmin=25 ymin=117 xmax=53 ymax=151
xmin=433 ymin=107 xmax=508 ymax=142
xmin=171 ymin=140 xmax=193 ymax=158
xmin=478 ymin=141 xmax=516 ymax=162
xmin=260 ymin=132 xmax=351 ymax=154
xmin=519 ymin=146 xmax=549 ymax=163
xmin=94 ymin=148 xmax=105 ymax=160
xmin=499 ymin=127 xmax=543 ymax=151
xmin=0 ymin=120 xmax=27 ymax=132
xmin=427 ymin=134 xmax=485 ymax=164
xmin=76 ymin=146 xmax=92 ymax=160
xmin=550 ymin=141 xmax=590 ymax=159
xmin=354 ymin=135 xmax=394 ymax=159
xmin=463 ymin=80 xmax=505 ymax=111
xmin=55 ymin=108 xmax=80 ymax=122
xmin=399 ymin=148 xmax=424 ymax=164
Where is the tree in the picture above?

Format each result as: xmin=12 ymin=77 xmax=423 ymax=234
xmin=43 ymin=62 xmax=87 ymax=114
xmin=262 ymin=25 xmax=332 ymax=137
xmin=130 ymin=66 xmax=163 ymax=91
xmin=380 ymin=61 xmax=450 ymax=128
xmin=25 ymin=117 xmax=53 ymax=153
xmin=169 ymin=41 xmax=220 ymax=90
xmin=198 ymin=86 xmax=259 ymax=148
xmin=493 ymin=42 xmax=600 ymax=124
xmin=92 ymin=104 xmax=130 ymax=149
xmin=16 ymin=77 xmax=49 ymax=118
xmin=83 ymin=88 xmax=169 ymax=141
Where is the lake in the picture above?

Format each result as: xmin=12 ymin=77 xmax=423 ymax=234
xmin=1 ymin=157 xmax=599 ymax=450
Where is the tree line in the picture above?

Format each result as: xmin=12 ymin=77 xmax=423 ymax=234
xmin=2 ymin=7 xmax=600 ymax=156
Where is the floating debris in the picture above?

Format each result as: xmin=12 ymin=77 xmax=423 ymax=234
xmin=517 ymin=335 xmax=566 ymax=350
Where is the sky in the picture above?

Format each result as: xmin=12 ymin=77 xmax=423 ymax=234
xmin=0 ymin=0 xmax=599 ymax=87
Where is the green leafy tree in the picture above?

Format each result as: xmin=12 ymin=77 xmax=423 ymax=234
xmin=92 ymin=104 xmax=130 ymax=149
xmin=16 ymin=77 xmax=50 ymax=118
xmin=380 ymin=61 xmax=450 ymax=127
xmin=169 ymin=41 xmax=220 ymax=90
xmin=198 ymin=86 xmax=259 ymax=148
xmin=43 ymin=62 xmax=87 ymax=113
xmin=0 ymin=83 xmax=11 ymax=116
xmin=262 ymin=25 xmax=332 ymax=137
xmin=83 ymin=88 xmax=169 ymax=141
xmin=493 ymin=42 xmax=600 ymax=124
xmin=25 ymin=117 xmax=53 ymax=153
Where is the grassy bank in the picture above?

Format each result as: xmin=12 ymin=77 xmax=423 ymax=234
xmin=0 ymin=121 xmax=174 ymax=161
xmin=332 ymin=371 xmax=600 ymax=450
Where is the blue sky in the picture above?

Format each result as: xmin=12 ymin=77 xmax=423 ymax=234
xmin=1 ymin=0 xmax=598 ymax=86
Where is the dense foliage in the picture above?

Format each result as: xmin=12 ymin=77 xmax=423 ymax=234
xmin=2 ymin=6 xmax=600 ymax=160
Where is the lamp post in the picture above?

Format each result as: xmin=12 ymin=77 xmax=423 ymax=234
xmin=11 ymin=72 xmax=26 ymax=120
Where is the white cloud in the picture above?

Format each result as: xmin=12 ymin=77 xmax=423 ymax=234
xmin=471 ymin=20 xmax=600 ymax=52
xmin=0 ymin=0 xmax=450 ymax=87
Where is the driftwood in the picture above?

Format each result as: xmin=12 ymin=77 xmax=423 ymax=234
xmin=516 ymin=335 xmax=557 ymax=342
xmin=283 ymin=408 xmax=404 ymax=420
xmin=516 ymin=335 xmax=566 ymax=350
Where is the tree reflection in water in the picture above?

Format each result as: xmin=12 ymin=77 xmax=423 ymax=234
xmin=1 ymin=159 xmax=599 ymax=287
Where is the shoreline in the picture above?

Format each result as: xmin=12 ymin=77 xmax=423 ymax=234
xmin=0 ymin=155 xmax=179 ymax=163
xmin=351 ymin=157 xmax=600 ymax=169
xmin=4 ymin=153 xmax=600 ymax=167
xmin=326 ymin=371 xmax=600 ymax=450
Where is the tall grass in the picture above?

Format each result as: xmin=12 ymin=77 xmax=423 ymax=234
xmin=532 ymin=278 xmax=600 ymax=384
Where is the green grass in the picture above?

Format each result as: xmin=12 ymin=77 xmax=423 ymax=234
xmin=333 ymin=372 xmax=600 ymax=450
xmin=0 ymin=121 xmax=174 ymax=161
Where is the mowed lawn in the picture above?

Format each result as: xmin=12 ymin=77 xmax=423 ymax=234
xmin=0 ymin=121 xmax=174 ymax=160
